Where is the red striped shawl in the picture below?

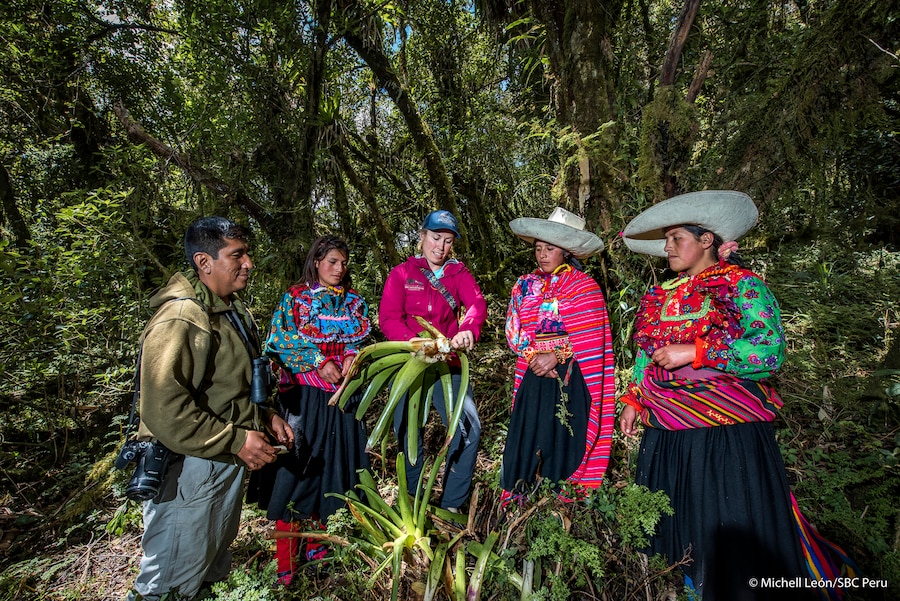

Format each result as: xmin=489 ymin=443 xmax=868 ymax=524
xmin=506 ymin=268 xmax=616 ymax=488
xmin=635 ymin=364 xmax=783 ymax=430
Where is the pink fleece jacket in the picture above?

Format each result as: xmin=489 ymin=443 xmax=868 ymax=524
xmin=379 ymin=256 xmax=487 ymax=342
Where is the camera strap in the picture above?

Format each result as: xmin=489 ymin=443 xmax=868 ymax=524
xmin=123 ymin=347 xmax=143 ymax=436
xmin=224 ymin=309 xmax=261 ymax=361
xmin=223 ymin=307 xmax=271 ymax=427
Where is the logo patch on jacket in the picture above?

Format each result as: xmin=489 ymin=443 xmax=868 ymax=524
xmin=404 ymin=278 xmax=425 ymax=293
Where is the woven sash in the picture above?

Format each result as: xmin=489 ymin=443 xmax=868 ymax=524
xmin=419 ymin=267 xmax=458 ymax=313
xmin=791 ymin=492 xmax=859 ymax=600
xmin=636 ymin=364 xmax=783 ymax=430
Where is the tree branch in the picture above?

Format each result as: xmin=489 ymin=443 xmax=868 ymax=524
xmin=686 ymin=50 xmax=713 ymax=104
xmin=341 ymin=25 xmax=462 ymax=238
xmin=659 ymin=0 xmax=701 ymax=86
xmin=78 ymin=1 xmax=178 ymax=43
xmin=112 ymin=101 xmax=277 ymax=236
xmin=332 ymin=142 xmax=402 ymax=268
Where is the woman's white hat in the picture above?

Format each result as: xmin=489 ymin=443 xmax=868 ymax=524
xmin=510 ymin=207 xmax=605 ymax=258
xmin=622 ymin=190 xmax=758 ymax=257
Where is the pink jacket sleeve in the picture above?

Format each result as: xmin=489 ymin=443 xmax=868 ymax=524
xmin=379 ymin=263 xmax=417 ymax=341
xmin=456 ymin=267 xmax=487 ymax=340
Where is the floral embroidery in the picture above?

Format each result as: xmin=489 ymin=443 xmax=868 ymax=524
xmin=266 ymin=283 xmax=370 ymax=376
xmin=634 ymin=264 xmax=744 ymax=370
xmin=506 ymin=265 xmax=573 ymax=356
xmin=632 ymin=261 xmax=786 ymax=380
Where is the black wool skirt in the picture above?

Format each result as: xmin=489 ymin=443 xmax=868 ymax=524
xmin=247 ymin=384 xmax=370 ymax=522
xmin=637 ymin=421 xmax=814 ymax=601
xmin=500 ymin=360 xmax=589 ymax=493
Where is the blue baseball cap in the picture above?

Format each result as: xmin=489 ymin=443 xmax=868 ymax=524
xmin=421 ymin=210 xmax=460 ymax=238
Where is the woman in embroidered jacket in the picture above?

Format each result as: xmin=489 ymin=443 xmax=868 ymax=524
xmin=620 ymin=191 xmax=849 ymax=601
xmin=253 ymin=235 xmax=371 ymax=584
xmin=502 ymin=208 xmax=616 ymax=498
xmin=379 ymin=210 xmax=487 ymax=511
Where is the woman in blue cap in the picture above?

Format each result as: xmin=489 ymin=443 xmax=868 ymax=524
xmin=379 ymin=210 xmax=487 ymax=512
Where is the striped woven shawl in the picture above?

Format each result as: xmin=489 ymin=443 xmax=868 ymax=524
xmin=508 ymin=268 xmax=616 ymax=488
xmin=636 ymin=364 xmax=783 ymax=430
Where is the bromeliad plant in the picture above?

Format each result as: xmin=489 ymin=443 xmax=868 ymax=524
xmin=329 ymin=316 xmax=468 ymax=466
xmin=329 ymin=450 xmax=466 ymax=600
xmin=330 ymin=451 xmax=506 ymax=601
xmin=325 ymin=317 xmax=487 ymax=599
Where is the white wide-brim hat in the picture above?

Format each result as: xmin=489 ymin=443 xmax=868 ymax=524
xmin=622 ymin=190 xmax=758 ymax=257
xmin=510 ymin=207 xmax=605 ymax=258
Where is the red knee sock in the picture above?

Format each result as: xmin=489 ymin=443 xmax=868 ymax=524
xmin=275 ymin=519 xmax=301 ymax=583
xmin=304 ymin=515 xmax=328 ymax=562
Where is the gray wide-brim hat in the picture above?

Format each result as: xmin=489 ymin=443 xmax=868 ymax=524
xmin=622 ymin=190 xmax=758 ymax=257
xmin=510 ymin=207 xmax=605 ymax=258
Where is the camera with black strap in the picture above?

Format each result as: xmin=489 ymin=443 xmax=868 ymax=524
xmin=114 ymin=344 xmax=181 ymax=502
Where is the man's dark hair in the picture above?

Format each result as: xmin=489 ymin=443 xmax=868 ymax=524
xmin=184 ymin=217 xmax=251 ymax=269
xmin=301 ymin=235 xmax=351 ymax=289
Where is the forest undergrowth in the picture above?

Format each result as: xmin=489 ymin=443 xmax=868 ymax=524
xmin=0 ymin=241 xmax=898 ymax=601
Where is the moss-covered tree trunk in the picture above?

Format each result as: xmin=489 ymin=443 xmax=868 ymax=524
xmin=637 ymin=0 xmax=706 ymax=199
xmin=527 ymin=0 xmax=624 ymax=231
xmin=338 ymin=0 xmax=465 ymax=253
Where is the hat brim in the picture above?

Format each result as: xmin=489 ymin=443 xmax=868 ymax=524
xmin=510 ymin=218 xmax=605 ymax=258
xmin=622 ymin=191 xmax=758 ymax=257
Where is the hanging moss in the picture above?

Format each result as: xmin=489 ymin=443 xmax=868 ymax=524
xmin=636 ymin=86 xmax=697 ymax=197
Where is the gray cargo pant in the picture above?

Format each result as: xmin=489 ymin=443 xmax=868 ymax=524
xmin=127 ymin=455 xmax=245 ymax=600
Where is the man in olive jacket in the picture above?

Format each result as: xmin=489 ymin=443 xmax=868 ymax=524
xmin=128 ymin=217 xmax=293 ymax=601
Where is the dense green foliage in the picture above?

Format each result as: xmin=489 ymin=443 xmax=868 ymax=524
xmin=1 ymin=0 xmax=898 ymax=599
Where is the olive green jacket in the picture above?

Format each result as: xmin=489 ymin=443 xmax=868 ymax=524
xmin=136 ymin=270 xmax=266 ymax=461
